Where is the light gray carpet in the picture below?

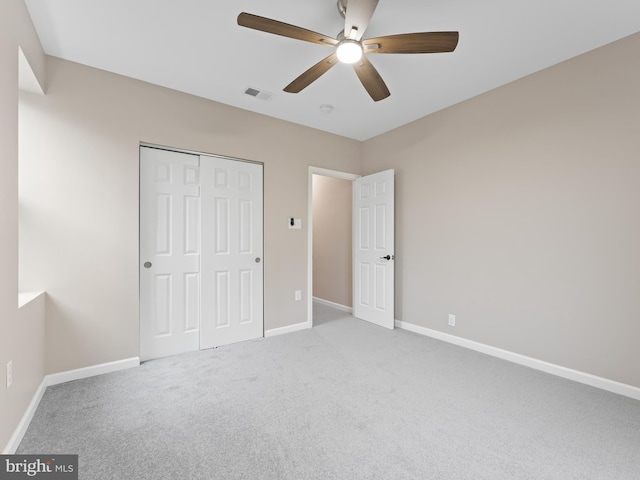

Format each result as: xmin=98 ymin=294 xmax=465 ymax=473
xmin=18 ymin=303 xmax=640 ymax=479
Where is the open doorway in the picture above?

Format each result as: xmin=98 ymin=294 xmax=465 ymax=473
xmin=307 ymin=167 xmax=360 ymax=327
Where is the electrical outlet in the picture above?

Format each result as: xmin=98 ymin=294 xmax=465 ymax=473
xmin=295 ymin=290 xmax=302 ymax=301
xmin=6 ymin=360 xmax=13 ymax=388
xmin=448 ymin=314 xmax=456 ymax=327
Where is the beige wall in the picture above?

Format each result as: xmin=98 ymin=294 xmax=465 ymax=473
xmin=363 ymin=32 xmax=640 ymax=387
xmin=1 ymin=0 xmax=47 ymax=452
xmin=18 ymin=56 xmax=362 ymax=376
xmin=312 ymin=175 xmax=353 ymax=307
xmin=5 ymin=0 xmax=640 ymax=451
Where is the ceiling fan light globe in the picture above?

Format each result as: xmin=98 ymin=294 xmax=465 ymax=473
xmin=336 ymin=39 xmax=363 ymax=64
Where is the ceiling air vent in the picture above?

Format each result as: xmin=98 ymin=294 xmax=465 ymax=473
xmin=244 ymin=87 xmax=273 ymax=101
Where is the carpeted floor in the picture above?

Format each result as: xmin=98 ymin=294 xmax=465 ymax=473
xmin=17 ymin=303 xmax=640 ymax=479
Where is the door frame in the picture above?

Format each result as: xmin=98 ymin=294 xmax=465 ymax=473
xmin=307 ymin=166 xmax=360 ymax=327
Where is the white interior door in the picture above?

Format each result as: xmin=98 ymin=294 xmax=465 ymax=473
xmin=353 ymin=169 xmax=395 ymax=329
xmin=200 ymin=157 xmax=264 ymax=348
xmin=140 ymin=147 xmax=201 ymax=361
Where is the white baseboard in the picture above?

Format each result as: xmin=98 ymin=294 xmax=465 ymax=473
xmin=45 ymin=357 xmax=140 ymax=387
xmin=312 ymin=297 xmax=353 ymax=314
xmin=265 ymin=322 xmax=309 ymax=337
xmin=2 ymin=379 xmax=47 ymax=454
xmin=3 ymin=357 xmax=140 ymax=454
xmin=395 ymin=320 xmax=640 ymax=401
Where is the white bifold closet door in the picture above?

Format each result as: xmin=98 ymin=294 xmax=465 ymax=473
xmin=140 ymin=146 xmax=263 ymax=361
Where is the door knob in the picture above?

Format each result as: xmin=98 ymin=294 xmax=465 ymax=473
xmin=380 ymin=255 xmax=391 ymax=260
xmin=143 ymin=262 xmax=152 ymax=268
xmin=255 ymin=257 xmax=261 ymax=263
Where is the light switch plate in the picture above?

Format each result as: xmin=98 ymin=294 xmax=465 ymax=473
xmin=288 ymin=218 xmax=302 ymax=229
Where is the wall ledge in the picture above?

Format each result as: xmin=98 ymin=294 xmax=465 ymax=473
xmin=395 ymin=319 xmax=640 ymax=401
xmin=18 ymin=291 xmax=45 ymax=309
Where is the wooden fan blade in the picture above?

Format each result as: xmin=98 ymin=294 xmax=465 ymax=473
xmin=238 ymin=12 xmax=338 ymax=47
xmin=353 ymin=56 xmax=390 ymax=102
xmin=363 ymin=32 xmax=459 ymax=54
xmin=284 ymin=53 xmax=339 ymax=93
xmin=344 ymin=0 xmax=379 ymax=41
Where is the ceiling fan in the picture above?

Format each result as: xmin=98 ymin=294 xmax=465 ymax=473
xmin=237 ymin=0 xmax=459 ymax=102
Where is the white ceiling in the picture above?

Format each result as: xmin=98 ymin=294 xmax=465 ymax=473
xmin=25 ymin=0 xmax=640 ymax=141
